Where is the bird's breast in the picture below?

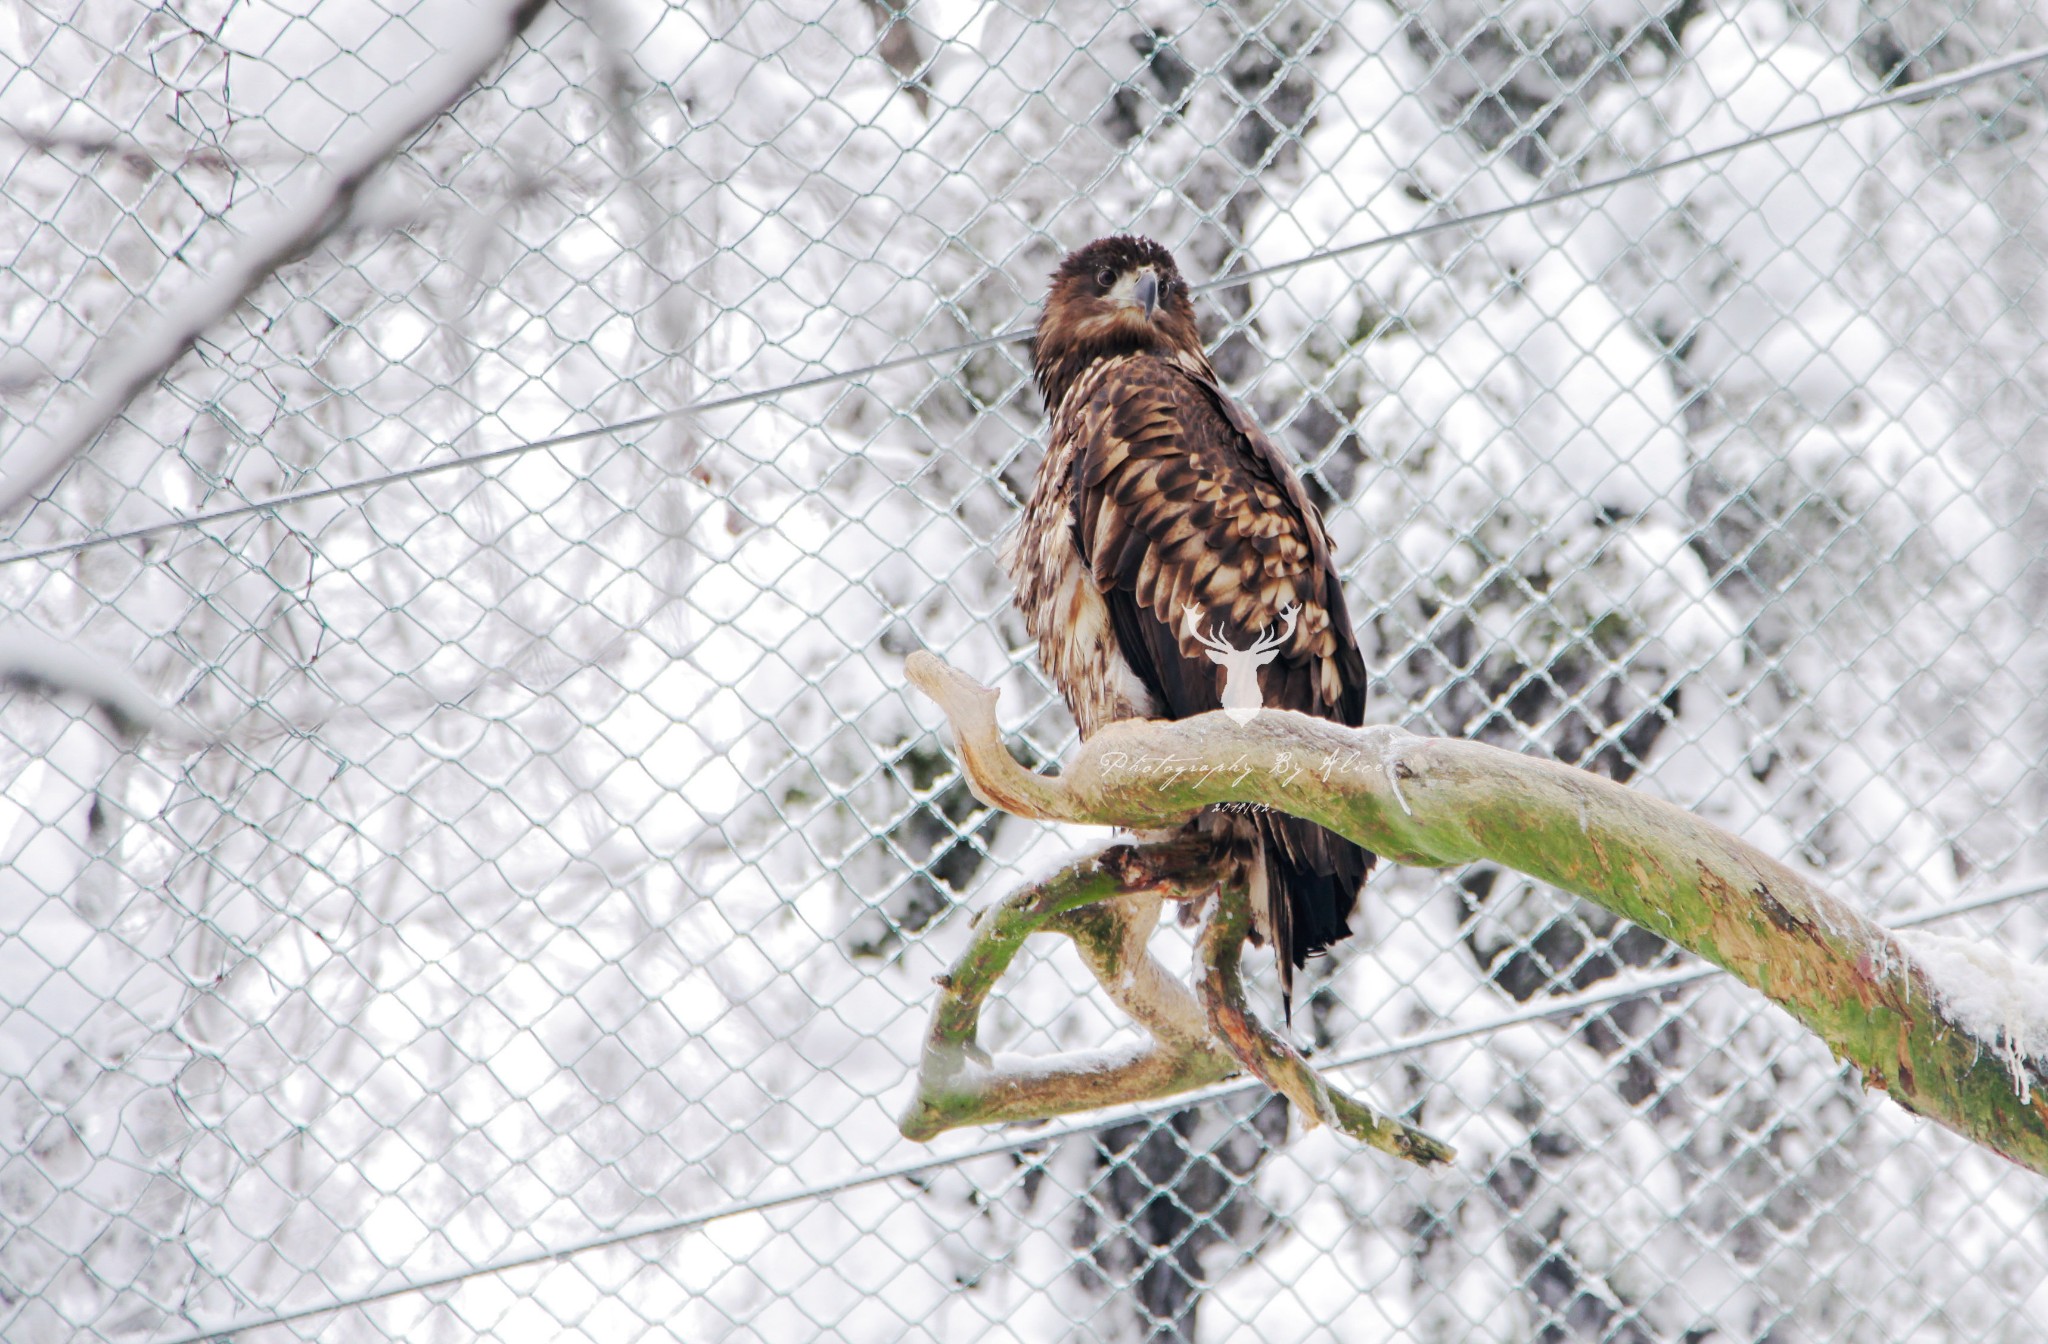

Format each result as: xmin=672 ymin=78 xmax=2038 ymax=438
xmin=1005 ymin=363 xmax=1161 ymax=738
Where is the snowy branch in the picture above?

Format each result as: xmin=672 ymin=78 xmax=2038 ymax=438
xmin=899 ymin=832 xmax=1455 ymax=1164
xmin=900 ymin=836 xmax=1236 ymax=1139
xmin=906 ymin=651 xmax=2048 ymax=1176
xmin=0 ymin=0 xmax=553 ymax=522
xmin=1191 ymin=846 xmax=1456 ymax=1164
xmin=0 ymin=623 xmax=161 ymax=737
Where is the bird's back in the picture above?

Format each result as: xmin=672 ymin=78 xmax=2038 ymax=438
xmin=1008 ymin=347 xmax=1374 ymax=996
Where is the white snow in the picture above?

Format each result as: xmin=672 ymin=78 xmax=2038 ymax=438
xmin=8 ymin=0 xmax=2048 ymax=1338
xmin=0 ymin=0 xmax=549 ymax=519
xmin=1901 ymin=930 xmax=2048 ymax=1100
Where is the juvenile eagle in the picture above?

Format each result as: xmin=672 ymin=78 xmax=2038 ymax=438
xmin=1006 ymin=234 xmax=1372 ymax=1008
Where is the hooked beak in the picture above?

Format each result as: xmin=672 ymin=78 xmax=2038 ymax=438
xmin=1133 ymin=269 xmax=1160 ymax=320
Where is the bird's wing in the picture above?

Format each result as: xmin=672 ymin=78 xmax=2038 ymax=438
xmin=1065 ymin=355 xmax=1365 ymax=729
xmin=1064 ymin=355 xmax=1372 ymax=985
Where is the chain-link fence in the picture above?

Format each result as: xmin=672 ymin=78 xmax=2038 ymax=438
xmin=5 ymin=0 xmax=2048 ymax=1339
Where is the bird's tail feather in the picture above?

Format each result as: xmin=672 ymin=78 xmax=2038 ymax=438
xmin=1256 ymin=812 xmax=1375 ymax=1024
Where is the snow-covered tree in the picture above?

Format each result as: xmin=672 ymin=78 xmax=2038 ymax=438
xmin=3 ymin=0 xmax=2047 ymax=1340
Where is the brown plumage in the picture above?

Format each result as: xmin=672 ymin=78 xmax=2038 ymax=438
xmin=1005 ymin=234 xmax=1373 ymax=1010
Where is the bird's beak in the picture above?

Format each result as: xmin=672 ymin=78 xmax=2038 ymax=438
xmin=1134 ymin=269 xmax=1160 ymax=320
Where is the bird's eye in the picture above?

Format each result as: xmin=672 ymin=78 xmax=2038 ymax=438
xmin=1096 ymin=267 xmax=1117 ymax=291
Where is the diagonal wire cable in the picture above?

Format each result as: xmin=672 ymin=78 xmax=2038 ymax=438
xmin=146 ymin=873 xmax=2048 ymax=1344
xmin=6 ymin=40 xmax=2046 ymax=572
xmin=1205 ymin=39 xmax=2048 ymax=295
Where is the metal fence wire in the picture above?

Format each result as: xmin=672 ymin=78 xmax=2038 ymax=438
xmin=5 ymin=0 xmax=2048 ymax=1339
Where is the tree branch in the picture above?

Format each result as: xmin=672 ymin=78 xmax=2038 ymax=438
xmin=0 ymin=0 xmax=553 ymax=522
xmin=0 ymin=623 xmax=161 ymax=738
xmin=900 ymin=837 xmax=1238 ymax=1141
xmin=905 ymin=651 xmax=2048 ymax=1175
xmin=860 ymin=0 xmax=932 ymax=111
xmin=896 ymin=714 xmax=1459 ymax=1163
xmin=1195 ymin=865 xmax=1454 ymax=1165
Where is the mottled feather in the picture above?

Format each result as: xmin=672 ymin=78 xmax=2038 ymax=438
xmin=1007 ymin=235 xmax=1374 ymax=1009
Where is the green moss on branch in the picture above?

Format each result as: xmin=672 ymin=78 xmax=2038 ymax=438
xmin=905 ymin=652 xmax=2048 ymax=1174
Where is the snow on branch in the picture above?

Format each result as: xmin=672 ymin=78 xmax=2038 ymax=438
xmin=0 ymin=0 xmax=553 ymax=523
xmin=900 ymin=836 xmax=1237 ymax=1139
xmin=900 ymin=833 xmax=1455 ymax=1164
xmin=904 ymin=651 xmax=2048 ymax=1175
xmin=0 ymin=623 xmax=161 ymax=737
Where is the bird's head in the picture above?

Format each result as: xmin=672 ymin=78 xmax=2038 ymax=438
xmin=1031 ymin=234 xmax=1209 ymax=411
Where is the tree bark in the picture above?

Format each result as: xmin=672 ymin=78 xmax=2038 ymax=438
xmin=904 ymin=650 xmax=2048 ymax=1175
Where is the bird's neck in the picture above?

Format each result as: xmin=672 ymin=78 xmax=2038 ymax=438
xmin=1034 ymin=342 xmax=1217 ymax=416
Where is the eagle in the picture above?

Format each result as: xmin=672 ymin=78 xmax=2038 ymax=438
xmin=1005 ymin=234 xmax=1373 ymax=1011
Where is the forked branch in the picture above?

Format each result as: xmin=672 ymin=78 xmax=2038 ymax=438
xmin=899 ymin=834 xmax=1455 ymax=1164
xmin=1194 ymin=865 xmax=1453 ymax=1164
xmin=904 ymin=651 xmax=2048 ymax=1176
xmin=900 ymin=837 xmax=1236 ymax=1141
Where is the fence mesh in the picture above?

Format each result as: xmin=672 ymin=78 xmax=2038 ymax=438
xmin=5 ymin=0 xmax=2048 ymax=1339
